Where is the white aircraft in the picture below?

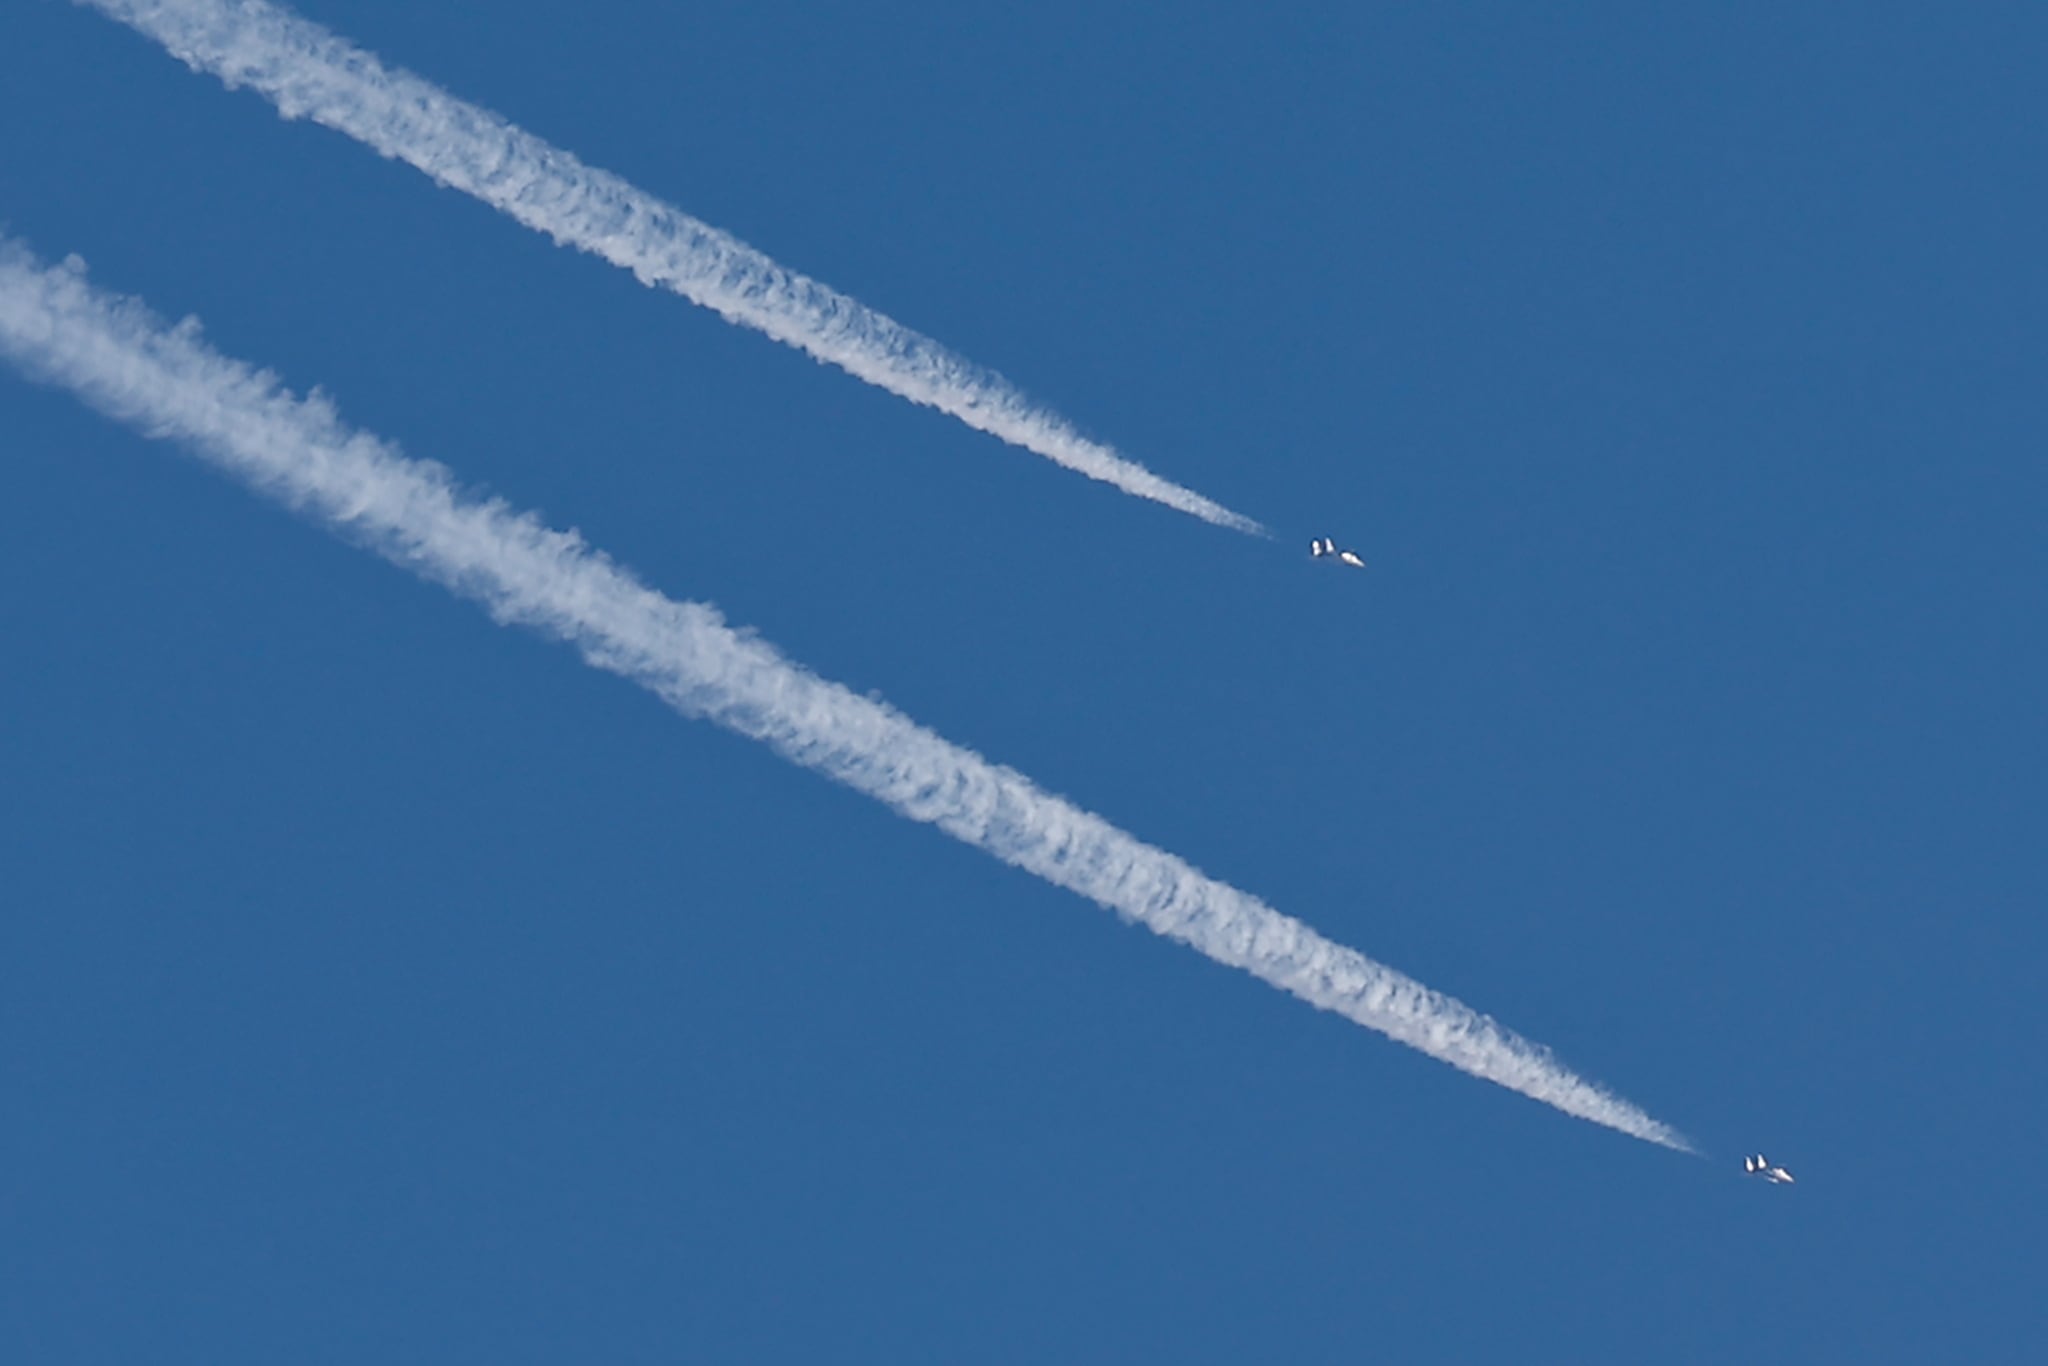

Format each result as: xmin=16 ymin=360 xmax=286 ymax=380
xmin=1743 ymin=1154 xmax=1795 ymax=1184
xmin=1310 ymin=536 xmax=1366 ymax=569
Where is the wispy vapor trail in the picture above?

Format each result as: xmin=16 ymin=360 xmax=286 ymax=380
xmin=0 ymin=238 xmax=1685 ymax=1149
xmin=75 ymin=0 xmax=1261 ymax=536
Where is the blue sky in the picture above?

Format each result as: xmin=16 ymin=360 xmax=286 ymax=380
xmin=4 ymin=2 xmax=2045 ymax=1360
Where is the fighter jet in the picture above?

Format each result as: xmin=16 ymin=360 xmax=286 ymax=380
xmin=1309 ymin=536 xmax=1366 ymax=569
xmin=1743 ymin=1154 xmax=1795 ymax=1184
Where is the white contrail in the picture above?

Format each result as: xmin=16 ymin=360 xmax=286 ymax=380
xmin=0 ymin=238 xmax=1685 ymax=1149
xmin=74 ymin=0 xmax=1262 ymax=536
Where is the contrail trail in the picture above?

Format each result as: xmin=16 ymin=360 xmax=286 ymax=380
xmin=74 ymin=0 xmax=1263 ymax=536
xmin=0 ymin=237 xmax=1686 ymax=1150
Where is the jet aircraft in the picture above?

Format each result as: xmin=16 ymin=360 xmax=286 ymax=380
xmin=1310 ymin=536 xmax=1366 ymax=569
xmin=1743 ymin=1154 xmax=1795 ymax=1184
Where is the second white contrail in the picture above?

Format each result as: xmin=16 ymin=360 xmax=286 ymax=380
xmin=0 ymin=236 xmax=1687 ymax=1150
xmin=75 ymin=0 xmax=1263 ymax=535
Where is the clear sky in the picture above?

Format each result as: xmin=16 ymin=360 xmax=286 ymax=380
xmin=4 ymin=2 xmax=2045 ymax=1361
